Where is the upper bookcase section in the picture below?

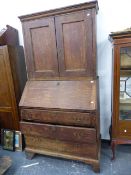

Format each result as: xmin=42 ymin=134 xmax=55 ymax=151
xmin=19 ymin=1 xmax=98 ymax=80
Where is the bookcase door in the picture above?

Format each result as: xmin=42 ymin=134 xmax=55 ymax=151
xmin=22 ymin=17 xmax=59 ymax=79
xmin=55 ymin=10 xmax=93 ymax=77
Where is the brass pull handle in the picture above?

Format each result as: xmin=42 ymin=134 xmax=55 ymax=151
xmin=76 ymin=118 xmax=81 ymax=122
xmin=26 ymin=118 xmax=32 ymax=121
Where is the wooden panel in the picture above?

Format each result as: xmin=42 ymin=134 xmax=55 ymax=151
xmin=31 ymin=27 xmax=55 ymax=71
xmin=119 ymin=121 xmax=131 ymax=138
xmin=22 ymin=17 xmax=59 ymax=79
xmin=19 ymin=80 xmax=97 ymax=111
xmin=0 ymin=48 xmax=12 ymax=107
xmin=21 ymin=122 xmax=96 ymax=144
xmin=8 ymin=46 xmax=27 ymax=104
xmin=25 ymin=135 xmax=98 ymax=159
xmin=0 ymin=46 xmax=24 ymax=130
xmin=55 ymin=10 xmax=93 ymax=77
xmin=0 ymin=112 xmax=14 ymax=129
xmin=21 ymin=109 xmax=96 ymax=127
xmin=61 ymin=21 xmax=86 ymax=70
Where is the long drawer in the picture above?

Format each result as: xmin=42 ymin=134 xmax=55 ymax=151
xmin=25 ymin=135 xmax=98 ymax=159
xmin=20 ymin=122 xmax=96 ymax=144
xmin=21 ymin=109 xmax=96 ymax=127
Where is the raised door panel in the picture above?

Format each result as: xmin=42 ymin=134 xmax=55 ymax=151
xmin=55 ymin=10 xmax=93 ymax=77
xmin=0 ymin=47 xmax=12 ymax=108
xmin=22 ymin=17 xmax=59 ymax=79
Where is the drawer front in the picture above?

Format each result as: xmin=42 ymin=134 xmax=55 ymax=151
xmin=21 ymin=109 xmax=96 ymax=127
xmin=20 ymin=122 xmax=96 ymax=144
xmin=25 ymin=135 xmax=98 ymax=159
xmin=119 ymin=121 xmax=131 ymax=139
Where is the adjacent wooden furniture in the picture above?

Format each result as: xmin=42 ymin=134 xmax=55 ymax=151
xmin=19 ymin=1 xmax=100 ymax=172
xmin=0 ymin=25 xmax=27 ymax=131
xmin=109 ymin=30 xmax=131 ymax=160
xmin=0 ymin=156 xmax=12 ymax=175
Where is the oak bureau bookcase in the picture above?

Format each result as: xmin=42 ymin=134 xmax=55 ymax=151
xmin=19 ymin=1 xmax=100 ymax=172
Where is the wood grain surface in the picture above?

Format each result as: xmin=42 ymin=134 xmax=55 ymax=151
xmin=19 ymin=80 xmax=97 ymax=111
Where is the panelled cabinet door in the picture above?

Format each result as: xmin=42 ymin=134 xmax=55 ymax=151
xmin=0 ymin=47 xmax=12 ymax=108
xmin=0 ymin=46 xmax=18 ymax=129
xmin=55 ymin=10 xmax=93 ymax=77
xmin=22 ymin=17 xmax=59 ymax=79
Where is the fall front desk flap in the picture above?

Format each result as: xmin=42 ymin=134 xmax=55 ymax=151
xmin=19 ymin=80 xmax=97 ymax=111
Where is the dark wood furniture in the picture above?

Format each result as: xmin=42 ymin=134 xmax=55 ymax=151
xmin=19 ymin=1 xmax=100 ymax=172
xmin=109 ymin=30 xmax=131 ymax=160
xmin=0 ymin=25 xmax=27 ymax=131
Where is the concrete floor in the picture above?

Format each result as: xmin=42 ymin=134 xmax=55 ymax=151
xmin=0 ymin=142 xmax=131 ymax=175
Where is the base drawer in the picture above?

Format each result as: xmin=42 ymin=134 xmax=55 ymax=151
xmin=20 ymin=122 xmax=96 ymax=144
xmin=21 ymin=109 xmax=96 ymax=127
xmin=119 ymin=121 xmax=131 ymax=139
xmin=25 ymin=135 xmax=98 ymax=159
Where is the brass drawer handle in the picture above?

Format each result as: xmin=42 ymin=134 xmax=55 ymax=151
xmin=25 ymin=117 xmax=33 ymax=121
xmin=76 ymin=118 xmax=81 ymax=122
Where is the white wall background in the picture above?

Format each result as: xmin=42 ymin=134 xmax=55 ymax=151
xmin=0 ymin=0 xmax=131 ymax=139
